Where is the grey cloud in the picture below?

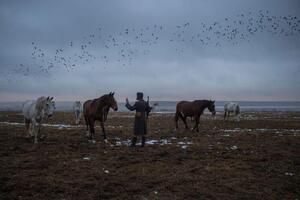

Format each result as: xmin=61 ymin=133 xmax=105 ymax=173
xmin=0 ymin=0 xmax=300 ymax=101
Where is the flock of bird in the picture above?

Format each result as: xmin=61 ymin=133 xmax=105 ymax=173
xmin=5 ymin=10 xmax=300 ymax=81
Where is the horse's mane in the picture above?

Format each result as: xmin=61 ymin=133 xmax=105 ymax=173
xmin=92 ymin=94 xmax=109 ymax=104
xmin=36 ymin=96 xmax=47 ymax=112
xmin=90 ymin=94 xmax=109 ymax=112
xmin=194 ymin=99 xmax=209 ymax=105
xmin=74 ymin=101 xmax=81 ymax=106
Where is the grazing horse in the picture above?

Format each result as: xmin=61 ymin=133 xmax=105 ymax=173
xmin=175 ymin=100 xmax=216 ymax=132
xmin=73 ymin=101 xmax=82 ymax=125
xmin=224 ymin=102 xmax=241 ymax=122
xmin=22 ymin=96 xmax=55 ymax=143
xmin=83 ymin=92 xmax=118 ymax=141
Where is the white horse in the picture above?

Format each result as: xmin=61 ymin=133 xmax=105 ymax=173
xmin=22 ymin=96 xmax=55 ymax=143
xmin=73 ymin=101 xmax=82 ymax=125
xmin=224 ymin=102 xmax=241 ymax=122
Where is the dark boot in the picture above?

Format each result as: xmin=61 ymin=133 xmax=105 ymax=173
xmin=141 ymin=136 xmax=146 ymax=147
xmin=130 ymin=137 xmax=137 ymax=147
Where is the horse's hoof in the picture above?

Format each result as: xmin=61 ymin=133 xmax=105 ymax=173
xmin=39 ymin=135 xmax=45 ymax=139
xmin=88 ymin=140 xmax=96 ymax=143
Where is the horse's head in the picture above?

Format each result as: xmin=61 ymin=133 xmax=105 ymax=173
xmin=106 ymin=92 xmax=118 ymax=111
xmin=207 ymin=100 xmax=216 ymax=115
xmin=74 ymin=101 xmax=81 ymax=109
xmin=44 ymin=96 xmax=55 ymax=118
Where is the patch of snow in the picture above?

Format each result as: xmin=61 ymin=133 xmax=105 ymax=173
xmin=230 ymin=145 xmax=238 ymax=150
xmin=181 ymin=145 xmax=188 ymax=149
xmin=146 ymin=140 xmax=158 ymax=145
xmin=107 ymin=125 xmax=123 ymax=129
xmin=285 ymin=172 xmax=295 ymax=176
xmin=160 ymin=139 xmax=171 ymax=145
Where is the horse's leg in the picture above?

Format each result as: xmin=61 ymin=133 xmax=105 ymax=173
xmin=76 ymin=111 xmax=81 ymax=125
xmin=32 ymin=120 xmax=38 ymax=144
xmin=78 ymin=113 xmax=81 ymax=125
xmin=174 ymin=112 xmax=179 ymax=130
xmin=193 ymin=115 xmax=200 ymax=132
xmin=38 ymin=122 xmax=45 ymax=139
xmin=25 ymin=119 xmax=31 ymax=137
xmin=38 ymin=122 xmax=41 ymax=134
xmin=224 ymin=109 xmax=227 ymax=119
xmin=89 ymin=120 xmax=95 ymax=140
xmin=104 ymin=112 xmax=107 ymax=122
xmin=75 ymin=113 xmax=78 ymax=125
xmin=29 ymin=122 xmax=33 ymax=136
xmin=179 ymin=115 xmax=189 ymax=129
xmin=235 ymin=111 xmax=240 ymax=122
xmin=100 ymin=121 xmax=107 ymax=140
xmin=235 ymin=109 xmax=240 ymax=122
xmin=84 ymin=115 xmax=90 ymax=136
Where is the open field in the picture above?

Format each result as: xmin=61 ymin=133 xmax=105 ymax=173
xmin=0 ymin=111 xmax=300 ymax=199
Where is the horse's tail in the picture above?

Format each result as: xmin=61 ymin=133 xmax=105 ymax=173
xmin=175 ymin=104 xmax=184 ymax=121
xmin=174 ymin=108 xmax=180 ymax=130
xmin=22 ymin=101 xmax=26 ymax=108
xmin=22 ymin=101 xmax=28 ymax=114
xmin=83 ymin=111 xmax=89 ymax=131
xmin=82 ymin=100 xmax=90 ymax=130
xmin=236 ymin=105 xmax=240 ymax=114
xmin=175 ymin=110 xmax=180 ymax=120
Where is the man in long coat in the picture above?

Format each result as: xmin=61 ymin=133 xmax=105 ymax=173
xmin=125 ymin=92 xmax=152 ymax=147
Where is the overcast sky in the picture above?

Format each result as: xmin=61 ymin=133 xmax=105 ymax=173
xmin=0 ymin=0 xmax=300 ymax=102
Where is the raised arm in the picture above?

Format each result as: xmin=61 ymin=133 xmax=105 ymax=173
xmin=125 ymin=98 xmax=136 ymax=111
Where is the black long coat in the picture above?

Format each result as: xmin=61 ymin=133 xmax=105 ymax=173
xmin=126 ymin=100 xmax=151 ymax=136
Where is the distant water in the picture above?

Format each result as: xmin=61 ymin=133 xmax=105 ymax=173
xmin=1 ymin=101 xmax=300 ymax=112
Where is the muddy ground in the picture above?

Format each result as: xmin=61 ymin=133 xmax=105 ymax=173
xmin=0 ymin=111 xmax=300 ymax=200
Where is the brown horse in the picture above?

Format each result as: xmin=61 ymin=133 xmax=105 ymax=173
xmin=175 ymin=100 xmax=216 ymax=132
xmin=103 ymin=105 xmax=110 ymax=122
xmin=83 ymin=92 xmax=118 ymax=140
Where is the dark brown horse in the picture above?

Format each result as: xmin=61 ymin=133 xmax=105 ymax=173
xmin=102 ymin=105 xmax=110 ymax=122
xmin=83 ymin=92 xmax=118 ymax=140
xmin=175 ymin=100 xmax=216 ymax=132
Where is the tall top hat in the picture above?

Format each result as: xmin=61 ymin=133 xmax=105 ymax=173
xmin=136 ymin=92 xmax=144 ymax=100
